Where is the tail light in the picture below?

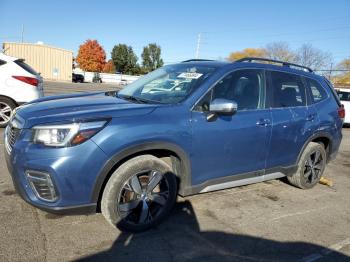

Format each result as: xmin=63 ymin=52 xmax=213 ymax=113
xmin=338 ymin=105 xmax=345 ymax=120
xmin=12 ymin=76 xmax=39 ymax=86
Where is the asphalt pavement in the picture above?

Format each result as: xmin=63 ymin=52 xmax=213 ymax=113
xmin=0 ymin=81 xmax=349 ymax=261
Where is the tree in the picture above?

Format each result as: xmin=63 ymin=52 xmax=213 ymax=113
xmin=334 ymin=58 xmax=350 ymax=85
xmin=76 ymin=40 xmax=106 ymax=72
xmin=294 ymin=44 xmax=333 ymax=70
xmin=141 ymin=43 xmax=164 ymax=72
xmin=227 ymin=48 xmax=266 ymax=61
xmin=102 ymin=60 xmax=116 ymax=73
xmin=265 ymin=42 xmax=295 ymax=62
xmin=111 ymin=44 xmax=138 ymax=75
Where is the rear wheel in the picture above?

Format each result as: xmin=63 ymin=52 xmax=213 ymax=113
xmin=0 ymin=98 xmax=16 ymax=128
xmin=288 ymin=142 xmax=326 ymax=189
xmin=101 ymin=155 xmax=177 ymax=232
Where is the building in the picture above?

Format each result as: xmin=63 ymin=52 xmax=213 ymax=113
xmin=3 ymin=42 xmax=73 ymax=81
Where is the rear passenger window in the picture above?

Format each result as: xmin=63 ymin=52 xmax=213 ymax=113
xmin=307 ymin=78 xmax=328 ymax=103
xmin=270 ymin=71 xmax=307 ymax=108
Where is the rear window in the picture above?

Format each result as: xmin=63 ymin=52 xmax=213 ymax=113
xmin=337 ymin=91 xmax=350 ymax=101
xmin=14 ymin=59 xmax=38 ymax=75
xmin=0 ymin=59 xmax=6 ymax=66
xmin=323 ymin=77 xmax=341 ymax=107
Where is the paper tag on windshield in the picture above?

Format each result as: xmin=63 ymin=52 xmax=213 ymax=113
xmin=178 ymin=72 xmax=203 ymax=79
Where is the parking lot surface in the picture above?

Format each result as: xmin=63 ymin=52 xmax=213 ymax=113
xmin=0 ymin=81 xmax=349 ymax=261
xmin=43 ymin=80 xmax=120 ymax=96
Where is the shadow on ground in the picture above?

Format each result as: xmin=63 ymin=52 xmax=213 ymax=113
xmin=77 ymin=201 xmax=348 ymax=262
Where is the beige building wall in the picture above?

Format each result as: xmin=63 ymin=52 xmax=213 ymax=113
xmin=3 ymin=42 xmax=73 ymax=81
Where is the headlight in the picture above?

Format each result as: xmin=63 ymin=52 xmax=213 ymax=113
xmin=32 ymin=120 xmax=108 ymax=147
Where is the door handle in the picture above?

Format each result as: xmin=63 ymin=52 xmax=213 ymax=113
xmin=256 ymin=119 xmax=271 ymax=127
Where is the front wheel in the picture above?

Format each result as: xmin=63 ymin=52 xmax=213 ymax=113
xmin=101 ymin=155 xmax=177 ymax=232
xmin=288 ymin=142 xmax=326 ymax=189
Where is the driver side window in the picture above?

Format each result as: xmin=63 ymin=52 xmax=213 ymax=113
xmin=195 ymin=69 xmax=265 ymax=111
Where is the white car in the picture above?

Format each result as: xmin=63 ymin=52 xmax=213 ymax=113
xmin=0 ymin=53 xmax=44 ymax=127
xmin=336 ymin=88 xmax=350 ymax=125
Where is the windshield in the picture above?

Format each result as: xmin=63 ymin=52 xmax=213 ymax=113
xmin=337 ymin=91 xmax=350 ymax=101
xmin=118 ymin=64 xmax=217 ymax=104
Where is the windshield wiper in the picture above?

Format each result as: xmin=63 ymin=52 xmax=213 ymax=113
xmin=117 ymin=94 xmax=153 ymax=104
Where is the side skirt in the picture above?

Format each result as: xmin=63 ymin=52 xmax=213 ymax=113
xmin=200 ymin=172 xmax=285 ymax=193
xmin=181 ymin=165 xmax=297 ymax=196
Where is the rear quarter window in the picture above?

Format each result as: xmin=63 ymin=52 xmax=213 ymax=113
xmin=14 ymin=59 xmax=38 ymax=75
xmin=307 ymin=78 xmax=328 ymax=103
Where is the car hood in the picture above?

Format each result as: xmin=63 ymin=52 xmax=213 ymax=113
xmin=15 ymin=92 xmax=157 ymax=128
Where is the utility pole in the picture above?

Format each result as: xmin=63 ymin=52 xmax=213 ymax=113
xmin=329 ymin=63 xmax=333 ymax=82
xmin=195 ymin=33 xmax=201 ymax=59
xmin=21 ymin=24 xmax=24 ymax=43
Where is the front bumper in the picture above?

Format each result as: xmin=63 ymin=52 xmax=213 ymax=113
xmin=4 ymin=130 xmax=108 ymax=215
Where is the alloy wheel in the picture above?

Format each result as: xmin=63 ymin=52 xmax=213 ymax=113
xmin=0 ymin=102 xmax=13 ymax=125
xmin=117 ymin=170 xmax=170 ymax=225
xmin=303 ymin=149 xmax=325 ymax=184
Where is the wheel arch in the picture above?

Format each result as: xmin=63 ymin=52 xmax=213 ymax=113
xmin=297 ymin=132 xmax=332 ymax=164
xmin=0 ymin=95 xmax=18 ymax=107
xmin=91 ymin=141 xmax=192 ymax=210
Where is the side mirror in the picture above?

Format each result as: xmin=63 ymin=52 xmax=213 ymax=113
xmin=209 ymin=98 xmax=237 ymax=115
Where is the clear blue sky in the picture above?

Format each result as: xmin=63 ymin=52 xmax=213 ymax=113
xmin=0 ymin=0 xmax=349 ymax=67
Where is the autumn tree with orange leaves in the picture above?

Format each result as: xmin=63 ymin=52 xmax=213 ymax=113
xmin=76 ymin=40 xmax=106 ymax=72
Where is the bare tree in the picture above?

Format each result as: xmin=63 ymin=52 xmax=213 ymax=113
xmin=265 ymin=42 xmax=295 ymax=62
xmin=294 ymin=44 xmax=333 ymax=70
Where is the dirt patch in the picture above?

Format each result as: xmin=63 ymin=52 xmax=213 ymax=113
xmin=265 ymin=195 xmax=279 ymax=201
xmin=2 ymin=189 xmax=16 ymax=196
xmin=45 ymin=213 xmax=64 ymax=220
xmin=203 ymin=209 xmax=218 ymax=220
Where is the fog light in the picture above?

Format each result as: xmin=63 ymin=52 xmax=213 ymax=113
xmin=25 ymin=171 xmax=58 ymax=202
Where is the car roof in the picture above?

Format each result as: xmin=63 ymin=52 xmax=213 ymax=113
xmin=180 ymin=60 xmax=229 ymax=68
xmin=181 ymin=59 xmax=320 ymax=80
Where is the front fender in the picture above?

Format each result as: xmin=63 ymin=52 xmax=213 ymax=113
xmin=90 ymin=141 xmax=192 ymax=204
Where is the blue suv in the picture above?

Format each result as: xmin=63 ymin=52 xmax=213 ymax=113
xmin=4 ymin=58 xmax=344 ymax=232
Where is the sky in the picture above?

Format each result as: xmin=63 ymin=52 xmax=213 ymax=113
xmin=0 ymin=0 xmax=349 ymax=67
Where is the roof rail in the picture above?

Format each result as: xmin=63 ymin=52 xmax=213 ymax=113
xmin=235 ymin=57 xmax=313 ymax=73
xmin=182 ymin=59 xmax=215 ymax=63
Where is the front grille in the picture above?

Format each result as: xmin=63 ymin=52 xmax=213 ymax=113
xmin=5 ymin=124 xmax=21 ymax=153
xmin=7 ymin=126 xmax=20 ymax=147
xmin=26 ymin=171 xmax=58 ymax=202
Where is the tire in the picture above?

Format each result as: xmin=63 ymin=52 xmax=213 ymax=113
xmin=0 ymin=97 xmax=16 ymax=128
xmin=288 ymin=142 xmax=326 ymax=189
xmin=101 ymin=155 xmax=177 ymax=232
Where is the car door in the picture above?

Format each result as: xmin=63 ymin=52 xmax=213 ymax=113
xmin=190 ymin=69 xmax=272 ymax=186
xmin=266 ymin=70 xmax=318 ymax=170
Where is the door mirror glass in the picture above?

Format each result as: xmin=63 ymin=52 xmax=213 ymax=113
xmin=209 ymin=98 xmax=237 ymax=115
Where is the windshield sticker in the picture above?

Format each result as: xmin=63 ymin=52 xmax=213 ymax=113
xmin=177 ymin=72 xmax=203 ymax=79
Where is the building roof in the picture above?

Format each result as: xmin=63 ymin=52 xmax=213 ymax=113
xmin=3 ymin=42 xmax=73 ymax=53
